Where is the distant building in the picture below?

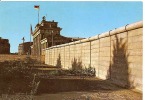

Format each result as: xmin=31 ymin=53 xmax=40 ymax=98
xmin=18 ymin=42 xmax=33 ymax=55
xmin=31 ymin=16 xmax=84 ymax=56
xmin=0 ymin=37 xmax=10 ymax=54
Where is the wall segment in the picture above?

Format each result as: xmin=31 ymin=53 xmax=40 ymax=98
xmin=45 ymin=21 xmax=143 ymax=92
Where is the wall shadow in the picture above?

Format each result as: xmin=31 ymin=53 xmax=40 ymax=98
xmin=36 ymin=45 xmax=133 ymax=95
xmin=56 ymin=54 xmax=62 ymax=68
xmin=37 ymin=78 xmax=121 ymax=95
xmin=107 ymin=35 xmax=133 ymax=88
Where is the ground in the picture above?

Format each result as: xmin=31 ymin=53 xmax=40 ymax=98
xmin=33 ymin=77 xmax=142 ymax=100
xmin=0 ymin=59 xmax=142 ymax=100
xmin=0 ymin=77 xmax=142 ymax=100
xmin=34 ymin=90 xmax=141 ymax=100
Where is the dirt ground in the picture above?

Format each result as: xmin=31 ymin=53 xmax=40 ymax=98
xmin=34 ymin=90 xmax=142 ymax=100
xmin=0 ymin=89 xmax=142 ymax=100
xmin=0 ymin=77 xmax=141 ymax=100
xmin=0 ymin=62 xmax=142 ymax=100
xmin=33 ymin=77 xmax=142 ymax=100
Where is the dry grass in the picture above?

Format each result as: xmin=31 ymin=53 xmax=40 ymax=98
xmin=0 ymin=57 xmax=41 ymax=99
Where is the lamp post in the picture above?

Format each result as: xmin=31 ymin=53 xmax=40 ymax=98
xmin=22 ymin=37 xmax=25 ymax=55
xmin=51 ymin=30 xmax=54 ymax=46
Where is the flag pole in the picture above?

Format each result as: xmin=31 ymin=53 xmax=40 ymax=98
xmin=29 ymin=25 xmax=32 ymax=55
xmin=30 ymin=25 xmax=31 ymax=42
xmin=34 ymin=5 xmax=40 ymax=24
xmin=30 ymin=25 xmax=33 ymax=55
xmin=38 ymin=7 xmax=39 ymax=24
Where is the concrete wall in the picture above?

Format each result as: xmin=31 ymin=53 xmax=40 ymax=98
xmin=45 ymin=21 xmax=143 ymax=92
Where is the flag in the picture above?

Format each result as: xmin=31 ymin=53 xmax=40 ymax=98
xmin=30 ymin=24 xmax=33 ymax=35
xmin=34 ymin=5 xmax=40 ymax=10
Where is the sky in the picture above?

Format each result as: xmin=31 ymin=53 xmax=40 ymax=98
xmin=0 ymin=1 xmax=143 ymax=53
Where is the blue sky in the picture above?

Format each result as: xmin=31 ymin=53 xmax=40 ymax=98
xmin=0 ymin=1 xmax=143 ymax=53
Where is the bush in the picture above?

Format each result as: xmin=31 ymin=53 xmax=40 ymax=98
xmin=0 ymin=59 xmax=40 ymax=96
xmin=69 ymin=65 xmax=96 ymax=77
xmin=84 ymin=66 xmax=96 ymax=76
xmin=71 ymin=58 xmax=83 ymax=71
xmin=0 ymin=60 xmax=32 ymax=79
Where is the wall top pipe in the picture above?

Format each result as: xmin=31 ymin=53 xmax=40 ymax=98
xmin=89 ymin=35 xmax=99 ymax=41
xmin=126 ymin=21 xmax=143 ymax=31
xmin=46 ymin=21 xmax=143 ymax=50
xmin=99 ymin=32 xmax=110 ymax=38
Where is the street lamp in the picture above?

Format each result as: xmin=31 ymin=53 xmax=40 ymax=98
xmin=22 ymin=37 xmax=25 ymax=55
xmin=51 ymin=30 xmax=54 ymax=46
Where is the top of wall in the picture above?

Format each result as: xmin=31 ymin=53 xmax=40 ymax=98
xmin=46 ymin=21 xmax=143 ymax=50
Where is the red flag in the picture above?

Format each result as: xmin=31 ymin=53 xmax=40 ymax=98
xmin=34 ymin=5 xmax=39 ymax=10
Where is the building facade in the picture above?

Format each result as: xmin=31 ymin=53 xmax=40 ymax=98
xmin=18 ymin=42 xmax=33 ymax=55
xmin=0 ymin=37 xmax=10 ymax=54
xmin=31 ymin=16 xmax=83 ymax=56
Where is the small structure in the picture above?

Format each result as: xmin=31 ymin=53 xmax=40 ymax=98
xmin=18 ymin=42 xmax=33 ymax=55
xmin=0 ymin=37 xmax=10 ymax=54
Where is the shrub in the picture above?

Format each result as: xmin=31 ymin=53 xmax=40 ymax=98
xmin=71 ymin=58 xmax=83 ymax=71
xmin=70 ymin=63 xmax=96 ymax=77
xmin=0 ymin=59 xmax=40 ymax=96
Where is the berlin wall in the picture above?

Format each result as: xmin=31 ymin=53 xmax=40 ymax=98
xmin=45 ymin=21 xmax=143 ymax=92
